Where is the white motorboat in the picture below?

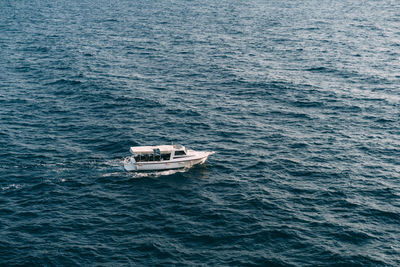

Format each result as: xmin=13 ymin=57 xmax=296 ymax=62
xmin=124 ymin=144 xmax=215 ymax=171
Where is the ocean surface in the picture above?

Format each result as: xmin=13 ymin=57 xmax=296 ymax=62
xmin=1 ymin=0 xmax=399 ymax=265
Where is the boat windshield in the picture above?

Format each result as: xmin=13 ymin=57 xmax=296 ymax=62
xmin=174 ymin=150 xmax=186 ymax=156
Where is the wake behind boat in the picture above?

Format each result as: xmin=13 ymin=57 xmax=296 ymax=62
xmin=124 ymin=144 xmax=214 ymax=171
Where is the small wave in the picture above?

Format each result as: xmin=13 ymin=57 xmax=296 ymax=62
xmin=45 ymin=79 xmax=82 ymax=86
xmin=1 ymin=183 xmax=22 ymax=191
xmin=306 ymin=66 xmax=330 ymax=73
xmin=291 ymin=100 xmax=324 ymax=108
xmin=243 ymin=161 xmax=268 ymax=170
xmin=349 ymin=88 xmax=400 ymax=104
xmin=290 ymin=142 xmax=308 ymax=149
xmin=165 ymin=108 xmax=201 ymax=117
xmin=23 ymin=46 xmax=50 ymax=53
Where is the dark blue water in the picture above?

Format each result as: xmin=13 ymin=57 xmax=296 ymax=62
xmin=1 ymin=0 xmax=400 ymax=265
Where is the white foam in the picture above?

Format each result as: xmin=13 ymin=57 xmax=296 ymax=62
xmin=1 ymin=184 xmax=22 ymax=191
xmin=127 ymin=168 xmax=189 ymax=179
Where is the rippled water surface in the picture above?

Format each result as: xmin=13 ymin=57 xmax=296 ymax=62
xmin=1 ymin=0 xmax=400 ymax=265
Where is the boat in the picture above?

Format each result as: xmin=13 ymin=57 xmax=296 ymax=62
xmin=124 ymin=144 xmax=215 ymax=171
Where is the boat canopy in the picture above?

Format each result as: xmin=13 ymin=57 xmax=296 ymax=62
xmin=130 ymin=145 xmax=178 ymax=155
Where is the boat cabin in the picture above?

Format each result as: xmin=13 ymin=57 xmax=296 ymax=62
xmin=130 ymin=145 xmax=187 ymax=163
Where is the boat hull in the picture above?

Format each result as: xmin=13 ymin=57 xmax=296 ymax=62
xmin=124 ymin=152 xmax=213 ymax=172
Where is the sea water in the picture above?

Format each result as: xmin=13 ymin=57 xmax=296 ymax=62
xmin=0 ymin=0 xmax=399 ymax=265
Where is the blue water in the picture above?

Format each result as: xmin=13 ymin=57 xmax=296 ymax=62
xmin=1 ymin=0 xmax=400 ymax=265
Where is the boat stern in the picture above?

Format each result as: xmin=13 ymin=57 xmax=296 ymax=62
xmin=124 ymin=157 xmax=136 ymax=171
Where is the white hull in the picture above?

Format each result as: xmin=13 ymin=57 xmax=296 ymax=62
xmin=124 ymin=151 xmax=213 ymax=172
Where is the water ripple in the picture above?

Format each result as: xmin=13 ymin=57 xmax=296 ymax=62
xmin=1 ymin=0 xmax=399 ymax=265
